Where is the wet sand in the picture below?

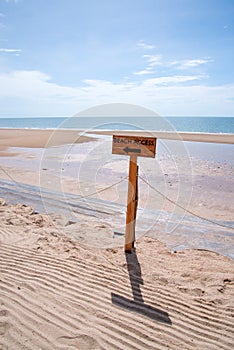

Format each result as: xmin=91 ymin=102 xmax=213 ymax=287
xmin=0 ymin=128 xmax=233 ymax=151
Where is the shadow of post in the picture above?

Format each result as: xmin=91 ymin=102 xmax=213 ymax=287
xmin=111 ymin=248 xmax=172 ymax=324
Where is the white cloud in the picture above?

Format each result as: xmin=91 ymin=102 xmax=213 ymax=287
xmin=134 ymin=42 xmax=212 ymax=80
xmin=0 ymin=70 xmax=81 ymax=99
xmin=0 ymin=70 xmax=200 ymax=99
xmin=133 ymin=69 xmax=154 ymax=76
xmin=0 ymin=48 xmax=22 ymax=55
xmin=133 ymin=54 xmax=162 ymax=75
xmin=137 ymin=41 xmax=155 ymax=50
xmin=143 ymin=54 xmax=162 ymax=67
xmin=142 ymin=75 xmax=203 ymax=86
xmin=0 ymin=69 xmax=233 ymax=116
xmin=140 ymin=54 xmax=212 ymax=72
xmin=177 ymin=58 xmax=213 ymax=69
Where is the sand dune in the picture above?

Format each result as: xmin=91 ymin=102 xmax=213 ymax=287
xmin=0 ymin=200 xmax=233 ymax=349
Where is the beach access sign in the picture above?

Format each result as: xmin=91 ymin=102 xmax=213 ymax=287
xmin=112 ymin=135 xmax=156 ymax=158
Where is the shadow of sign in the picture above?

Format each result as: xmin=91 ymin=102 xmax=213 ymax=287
xmin=111 ymin=249 xmax=172 ymax=325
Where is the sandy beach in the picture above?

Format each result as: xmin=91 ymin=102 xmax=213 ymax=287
xmin=0 ymin=128 xmax=234 ymax=349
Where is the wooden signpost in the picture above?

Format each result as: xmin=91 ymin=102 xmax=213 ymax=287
xmin=112 ymin=135 xmax=157 ymax=253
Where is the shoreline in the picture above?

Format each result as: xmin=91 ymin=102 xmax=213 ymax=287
xmin=0 ymin=128 xmax=234 ymax=150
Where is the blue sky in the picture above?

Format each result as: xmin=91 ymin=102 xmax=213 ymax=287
xmin=0 ymin=0 xmax=234 ymax=116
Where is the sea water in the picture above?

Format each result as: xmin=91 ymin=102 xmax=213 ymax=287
xmin=0 ymin=116 xmax=233 ymax=134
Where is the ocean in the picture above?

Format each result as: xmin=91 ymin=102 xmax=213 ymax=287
xmin=0 ymin=116 xmax=234 ymax=134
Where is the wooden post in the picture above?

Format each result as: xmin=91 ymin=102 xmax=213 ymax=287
xmin=125 ymin=156 xmax=138 ymax=253
xmin=133 ymin=165 xmax=139 ymax=248
xmin=112 ymin=135 xmax=156 ymax=253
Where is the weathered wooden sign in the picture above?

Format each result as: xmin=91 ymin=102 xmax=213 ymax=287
xmin=112 ymin=135 xmax=156 ymax=158
xmin=112 ymin=135 xmax=157 ymax=253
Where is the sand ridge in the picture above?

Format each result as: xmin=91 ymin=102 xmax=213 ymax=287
xmin=0 ymin=200 xmax=233 ymax=349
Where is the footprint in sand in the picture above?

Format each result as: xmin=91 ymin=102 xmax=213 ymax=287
xmin=0 ymin=308 xmax=10 ymax=341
